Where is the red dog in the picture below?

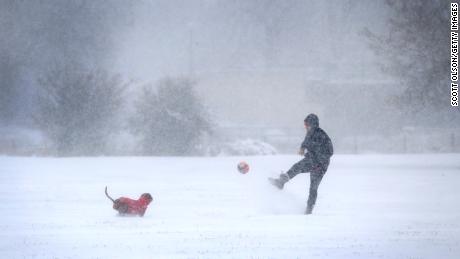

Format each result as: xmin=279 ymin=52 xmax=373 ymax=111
xmin=105 ymin=186 xmax=153 ymax=217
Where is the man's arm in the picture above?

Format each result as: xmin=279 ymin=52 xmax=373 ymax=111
xmin=298 ymin=148 xmax=305 ymax=155
xmin=299 ymin=134 xmax=309 ymax=155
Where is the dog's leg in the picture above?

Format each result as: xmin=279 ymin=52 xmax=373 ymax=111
xmin=118 ymin=203 xmax=129 ymax=214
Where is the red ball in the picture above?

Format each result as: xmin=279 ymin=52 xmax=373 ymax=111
xmin=237 ymin=161 xmax=250 ymax=174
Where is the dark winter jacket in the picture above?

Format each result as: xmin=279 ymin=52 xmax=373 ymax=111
xmin=301 ymin=114 xmax=333 ymax=171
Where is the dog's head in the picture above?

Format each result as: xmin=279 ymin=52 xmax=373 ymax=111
xmin=140 ymin=193 xmax=153 ymax=204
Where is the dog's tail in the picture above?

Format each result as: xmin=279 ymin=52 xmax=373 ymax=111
xmin=105 ymin=186 xmax=115 ymax=203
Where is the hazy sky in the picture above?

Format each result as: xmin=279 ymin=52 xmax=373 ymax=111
xmin=111 ymin=0 xmax=392 ymax=130
xmin=4 ymin=0 xmax=452 ymax=138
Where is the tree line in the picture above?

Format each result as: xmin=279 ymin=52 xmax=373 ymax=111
xmin=35 ymin=64 xmax=212 ymax=156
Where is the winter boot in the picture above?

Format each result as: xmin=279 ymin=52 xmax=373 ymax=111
xmin=268 ymin=173 xmax=290 ymax=190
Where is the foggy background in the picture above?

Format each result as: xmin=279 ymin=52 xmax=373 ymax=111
xmin=0 ymin=0 xmax=458 ymax=156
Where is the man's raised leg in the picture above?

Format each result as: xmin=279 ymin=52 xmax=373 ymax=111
xmin=269 ymin=156 xmax=314 ymax=190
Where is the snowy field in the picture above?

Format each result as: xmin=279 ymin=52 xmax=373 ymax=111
xmin=1 ymin=154 xmax=459 ymax=259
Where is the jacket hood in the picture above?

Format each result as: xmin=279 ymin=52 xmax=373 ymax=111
xmin=304 ymin=113 xmax=319 ymax=128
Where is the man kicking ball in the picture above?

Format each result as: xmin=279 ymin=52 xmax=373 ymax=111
xmin=269 ymin=114 xmax=333 ymax=214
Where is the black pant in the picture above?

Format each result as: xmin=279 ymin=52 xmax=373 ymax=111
xmin=286 ymin=155 xmax=326 ymax=207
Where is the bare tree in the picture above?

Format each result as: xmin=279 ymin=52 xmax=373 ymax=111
xmin=0 ymin=54 xmax=21 ymax=125
xmin=0 ymin=0 xmax=136 ymax=127
xmin=131 ymin=78 xmax=212 ymax=156
xmin=36 ymin=64 xmax=128 ymax=156
xmin=362 ymin=0 xmax=449 ymax=112
xmin=0 ymin=1 xmax=28 ymax=126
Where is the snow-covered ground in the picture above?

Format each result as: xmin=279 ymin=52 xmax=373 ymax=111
xmin=0 ymin=154 xmax=459 ymax=259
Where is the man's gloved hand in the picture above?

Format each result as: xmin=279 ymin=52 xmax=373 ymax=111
xmin=298 ymin=148 xmax=305 ymax=156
